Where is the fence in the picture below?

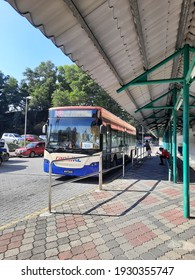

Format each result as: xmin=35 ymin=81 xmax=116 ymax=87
xmin=131 ymin=146 xmax=147 ymax=166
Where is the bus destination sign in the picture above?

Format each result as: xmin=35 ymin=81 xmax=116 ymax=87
xmin=54 ymin=110 xmax=93 ymax=118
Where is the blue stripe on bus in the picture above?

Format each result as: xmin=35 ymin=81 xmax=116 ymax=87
xmin=44 ymin=159 xmax=99 ymax=176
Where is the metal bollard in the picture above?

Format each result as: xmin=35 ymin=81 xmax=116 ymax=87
xmin=49 ymin=161 xmax=52 ymax=212
xmin=168 ymin=166 xmax=172 ymax=182
xmin=123 ymin=152 xmax=125 ymax=177
xmin=99 ymin=152 xmax=103 ymax=190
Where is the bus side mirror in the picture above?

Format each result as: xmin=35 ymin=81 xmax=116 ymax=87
xmin=100 ymin=125 xmax=106 ymax=134
xmin=42 ymin=124 xmax=47 ymax=134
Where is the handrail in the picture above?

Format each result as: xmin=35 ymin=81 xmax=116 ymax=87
xmin=48 ymin=151 xmax=125 ymax=212
xmin=131 ymin=147 xmax=147 ymax=166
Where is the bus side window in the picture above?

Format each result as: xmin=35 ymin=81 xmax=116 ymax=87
xmin=91 ymin=114 xmax=102 ymax=126
xmin=112 ymin=130 xmax=118 ymax=147
xmin=118 ymin=131 xmax=124 ymax=147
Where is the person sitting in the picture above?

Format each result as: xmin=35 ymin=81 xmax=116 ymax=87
xmin=156 ymin=147 xmax=170 ymax=165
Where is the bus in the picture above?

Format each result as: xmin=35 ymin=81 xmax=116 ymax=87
xmin=43 ymin=106 xmax=136 ymax=176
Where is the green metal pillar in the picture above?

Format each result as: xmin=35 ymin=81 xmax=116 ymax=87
xmin=164 ymin=131 xmax=169 ymax=150
xmin=183 ymin=45 xmax=190 ymax=218
xmin=169 ymin=125 xmax=172 ymax=154
xmin=173 ymin=90 xmax=177 ymax=183
xmin=169 ymin=123 xmax=173 ymax=182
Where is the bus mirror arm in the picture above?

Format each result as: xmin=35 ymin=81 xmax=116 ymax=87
xmin=42 ymin=123 xmax=48 ymax=134
xmin=100 ymin=124 xmax=106 ymax=134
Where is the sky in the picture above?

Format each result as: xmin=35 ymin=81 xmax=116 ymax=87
xmin=0 ymin=1 xmax=73 ymax=82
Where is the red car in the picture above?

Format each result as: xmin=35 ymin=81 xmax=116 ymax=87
xmin=21 ymin=134 xmax=39 ymax=142
xmin=15 ymin=142 xmax=45 ymax=157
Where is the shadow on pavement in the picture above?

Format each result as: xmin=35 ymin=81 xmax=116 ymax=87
xmin=177 ymin=157 xmax=195 ymax=183
xmin=54 ymin=179 xmax=160 ymax=217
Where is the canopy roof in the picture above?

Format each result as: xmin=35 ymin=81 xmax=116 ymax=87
xmin=6 ymin=0 xmax=195 ymax=137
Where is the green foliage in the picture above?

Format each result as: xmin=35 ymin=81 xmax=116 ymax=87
xmin=12 ymin=111 xmax=23 ymax=131
xmin=52 ymin=64 xmax=136 ymax=124
xmin=7 ymin=142 xmax=20 ymax=152
xmin=7 ymin=141 xmax=32 ymax=151
xmin=0 ymin=62 xmax=137 ymax=137
xmin=52 ymin=89 xmax=71 ymax=107
xmin=0 ymin=71 xmax=10 ymax=114
xmin=23 ymin=61 xmax=57 ymax=110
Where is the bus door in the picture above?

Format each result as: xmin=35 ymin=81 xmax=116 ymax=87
xmin=104 ymin=125 xmax=111 ymax=168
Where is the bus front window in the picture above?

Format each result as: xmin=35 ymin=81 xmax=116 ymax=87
xmin=47 ymin=117 xmax=100 ymax=152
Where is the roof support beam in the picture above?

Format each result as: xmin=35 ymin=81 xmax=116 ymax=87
xmin=128 ymin=0 xmax=159 ymax=130
xmin=189 ymin=94 xmax=195 ymax=99
xmin=129 ymin=0 xmax=148 ymax=71
xmin=126 ymin=78 xmax=184 ymax=87
xmin=138 ymin=106 xmax=174 ymax=110
xmin=117 ymin=47 xmax=184 ymax=93
xmin=63 ymin=0 xmax=123 ymax=85
xmin=145 ymin=116 xmax=169 ymax=120
xmin=143 ymin=110 xmax=164 ymax=121
xmin=63 ymin=0 xmax=142 ymax=115
xmin=170 ymin=0 xmax=192 ymax=87
xmin=185 ymin=50 xmax=195 ymax=84
xmin=135 ymin=89 xmax=174 ymax=113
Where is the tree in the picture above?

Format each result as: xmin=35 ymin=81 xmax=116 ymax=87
xmin=0 ymin=62 xmax=137 ymax=137
xmin=3 ymin=77 xmax=22 ymax=111
xmin=23 ymin=61 xmax=57 ymax=110
xmin=52 ymin=89 xmax=71 ymax=107
xmin=52 ymin=65 xmax=135 ymax=123
xmin=0 ymin=71 xmax=9 ymax=114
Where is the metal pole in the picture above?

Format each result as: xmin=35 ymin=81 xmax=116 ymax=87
xmin=24 ymin=96 xmax=32 ymax=147
xmin=168 ymin=165 xmax=172 ymax=182
xmin=173 ymin=89 xmax=177 ymax=183
xmin=183 ymin=44 xmax=190 ymax=218
xmin=169 ymin=123 xmax=173 ymax=181
xmin=142 ymin=126 xmax=144 ymax=158
xmin=136 ymin=148 xmax=138 ymax=161
xmin=122 ymin=152 xmax=125 ymax=177
xmin=24 ymin=97 xmax=28 ymax=147
xmin=99 ymin=152 xmax=103 ymax=190
xmin=131 ymin=150 xmax=134 ymax=166
xmin=49 ymin=161 xmax=52 ymax=212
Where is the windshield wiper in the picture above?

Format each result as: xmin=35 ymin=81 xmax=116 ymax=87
xmin=46 ymin=146 xmax=65 ymax=152
xmin=46 ymin=146 xmax=100 ymax=154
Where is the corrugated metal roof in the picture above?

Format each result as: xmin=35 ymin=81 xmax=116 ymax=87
xmin=5 ymin=0 xmax=195 ymax=136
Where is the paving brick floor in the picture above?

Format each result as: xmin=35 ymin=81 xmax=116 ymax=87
xmin=0 ymin=155 xmax=195 ymax=260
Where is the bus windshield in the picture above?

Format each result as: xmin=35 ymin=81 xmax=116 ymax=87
xmin=47 ymin=117 xmax=100 ymax=153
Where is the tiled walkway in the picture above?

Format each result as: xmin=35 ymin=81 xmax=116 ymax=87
xmin=0 ymin=156 xmax=195 ymax=260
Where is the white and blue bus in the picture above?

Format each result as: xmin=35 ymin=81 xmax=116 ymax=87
xmin=43 ymin=106 xmax=136 ymax=176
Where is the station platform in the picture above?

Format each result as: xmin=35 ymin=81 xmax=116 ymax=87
xmin=0 ymin=155 xmax=195 ymax=260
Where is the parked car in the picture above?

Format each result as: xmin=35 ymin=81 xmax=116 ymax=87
xmin=15 ymin=142 xmax=45 ymax=157
xmin=0 ymin=141 xmax=8 ymax=166
xmin=1 ymin=133 xmax=23 ymax=144
xmin=39 ymin=135 xmax=47 ymax=141
xmin=0 ymin=139 xmax=9 ymax=161
xmin=21 ymin=134 xmax=39 ymax=142
xmin=0 ymin=151 xmax=3 ymax=166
